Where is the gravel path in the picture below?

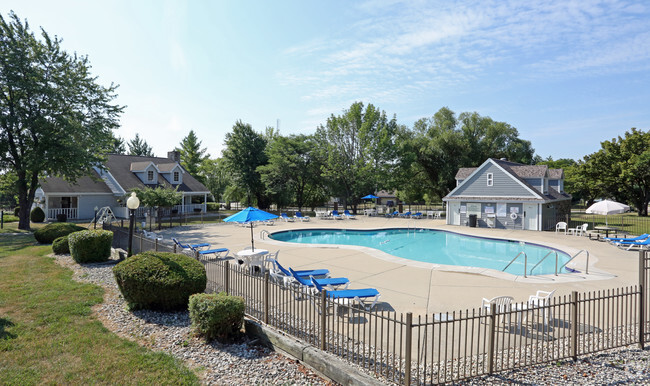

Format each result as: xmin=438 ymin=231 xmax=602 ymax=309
xmin=52 ymin=253 xmax=650 ymax=385
xmin=52 ymin=254 xmax=335 ymax=385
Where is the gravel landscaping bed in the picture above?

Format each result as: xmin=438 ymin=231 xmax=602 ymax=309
xmin=52 ymin=253 xmax=334 ymax=385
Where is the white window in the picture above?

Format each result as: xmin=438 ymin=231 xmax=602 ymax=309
xmin=147 ymin=170 xmax=154 ymax=181
xmin=173 ymin=171 xmax=180 ymax=182
xmin=486 ymin=173 xmax=493 ymax=187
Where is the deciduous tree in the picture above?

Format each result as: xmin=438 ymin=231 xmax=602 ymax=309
xmin=0 ymin=12 xmax=123 ymax=229
xmin=222 ymin=121 xmax=269 ymax=208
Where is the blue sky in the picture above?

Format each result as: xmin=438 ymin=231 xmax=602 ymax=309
xmin=4 ymin=0 xmax=650 ymax=160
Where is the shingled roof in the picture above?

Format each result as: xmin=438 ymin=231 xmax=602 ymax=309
xmin=40 ymin=154 xmax=208 ymax=194
xmin=455 ymin=159 xmax=550 ymax=180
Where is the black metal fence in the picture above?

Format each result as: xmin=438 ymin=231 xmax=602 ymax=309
xmin=105 ymin=222 xmax=650 ymax=385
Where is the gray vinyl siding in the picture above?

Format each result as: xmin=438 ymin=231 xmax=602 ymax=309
xmin=78 ymin=194 xmax=120 ymax=219
xmin=549 ymin=179 xmax=561 ymax=191
xmin=524 ymin=178 xmax=542 ymax=191
xmin=450 ymin=163 xmax=535 ymax=198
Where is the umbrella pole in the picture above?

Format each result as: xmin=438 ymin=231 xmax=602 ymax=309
xmin=250 ymin=222 xmax=254 ymax=251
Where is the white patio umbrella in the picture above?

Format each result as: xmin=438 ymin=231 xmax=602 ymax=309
xmin=585 ymin=199 xmax=630 ymax=226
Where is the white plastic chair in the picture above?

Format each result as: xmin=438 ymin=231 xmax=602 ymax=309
xmin=519 ymin=289 xmax=556 ymax=328
xmin=481 ymin=296 xmax=514 ymax=323
xmin=555 ymin=222 xmax=568 ymax=234
xmin=570 ymin=223 xmax=588 ymax=236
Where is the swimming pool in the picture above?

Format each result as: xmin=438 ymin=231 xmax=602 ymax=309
xmin=269 ymin=228 xmax=573 ymax=276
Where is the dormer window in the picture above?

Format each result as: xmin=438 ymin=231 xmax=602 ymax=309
xmin=486 ymin=173 xmax=493 ymax=187
xmin=147 ymin=170 xmax=154 ymax=181
xmin=173 ymin=171 xmax=180 ymax=182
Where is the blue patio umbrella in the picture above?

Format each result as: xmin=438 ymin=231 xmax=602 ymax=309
xmin=223 ymin=207 xmax=278 ymax=251
xmin=361 ymin=194 xmax=379 ymax=199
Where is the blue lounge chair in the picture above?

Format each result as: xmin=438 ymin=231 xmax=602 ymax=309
xmin=294 ymin=211 xmax=310 ymax=222
xmin=399 ymin=211 xmax=411 ymax=218
xmin=605 ymin=233 xmax=649 ymax=242
xmin=311 ymin=277 xmax=381 ymax=311
xmin=280 ymin=213 xmax=295 ymax=222
xmin=385 ymin=210 xmax=399 ymax=218
xmin=189 ymin=245 xmax=230 ymax=259
xmin=343 ymin=210 xmax=356 ymax=219
xmin=172 ymin=237 xmax=211 ymax=250
xmin=272 ymin=260 xmax=330 ymax=279
xmin=411 ymin=212 xmax=423 ymax=219
xmin=289 ymin=268 xmax=349 ymax=290
xmin=615 ymin=238 xmax=650 ymax=251
xmin=331 ymin=210 xmax=343 ymax=219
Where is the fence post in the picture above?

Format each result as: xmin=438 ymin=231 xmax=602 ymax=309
xmin=173 ymin=244 xmax=177 ymax=254
xmin=264 ymin=272 xmax=269 ymax=324
xmin=571 ymin=291 xmax=578 ymax=360
xmin=155 ymin=239 xmax=158 ymax=252
xmin=404 ymin=312 xmax=413 ymax=386
xmin=224 ymin=261 xmax=230 ymax=295
xmin=487 ymin=303 xmax=496 ymax=375
xmin=320 ymin=290 xmax=327 ymax=351
xmin=639 ymin=250 xmax=646 ymax=349
xmin=139 ymin=234 xmax=142 ymax=254
xmin=195 ymin=250 xmax=199 ymax=261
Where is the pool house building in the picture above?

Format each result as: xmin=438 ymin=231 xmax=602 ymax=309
xmin=443 ymin=158 xmax=571 ymax=231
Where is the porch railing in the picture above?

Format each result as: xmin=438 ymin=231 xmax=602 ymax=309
xmin=47 ymin=207 xmax=77 ymax=220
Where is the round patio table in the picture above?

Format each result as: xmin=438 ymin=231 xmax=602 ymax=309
xmin=236 ymin=249 xmax=269 ymax=274
xmin=594 ymin=226 xmax=618 ymax=238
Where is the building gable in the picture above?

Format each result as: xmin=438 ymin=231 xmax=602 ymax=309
xmin=446 ymin=159 xmax=543 ymax=200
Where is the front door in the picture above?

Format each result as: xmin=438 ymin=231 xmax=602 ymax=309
xmin=524 ymin=203 xmax=538 ymax=230
xmin=448 ymin=202 xmax=460 ymax=225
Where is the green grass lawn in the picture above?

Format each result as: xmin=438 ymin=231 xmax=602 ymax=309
xmin=0 ymin=234 xmax=200 ymax=384
xmin=570 ymin=212 xmax=650 ymax=236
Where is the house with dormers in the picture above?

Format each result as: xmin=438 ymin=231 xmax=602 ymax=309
xmin=443 ymin=158 xmax=571 ymax=231
xmin=36 ymin=151 xmax=210 ymax=220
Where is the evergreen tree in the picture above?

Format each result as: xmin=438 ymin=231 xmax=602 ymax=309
xmin=128 ymin=133 xmax=154 ymax=157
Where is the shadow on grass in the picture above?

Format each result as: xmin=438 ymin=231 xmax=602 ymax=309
xmin=0 ymin=317 xmax=17 ymax=340
xmin=0 ymin=234 xmax=37 ymax=256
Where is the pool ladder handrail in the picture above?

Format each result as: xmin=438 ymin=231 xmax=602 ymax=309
xmin=559 ymin=249 xmax=589 ymax=275
xmin=529 ymin=250 xmax=559 ymax=276
xmin=260 ymin=229 xmax=270 ymax=240
xmin=502 ymin=251 xmax=528 ymax=277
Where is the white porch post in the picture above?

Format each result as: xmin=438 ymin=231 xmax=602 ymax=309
xmin=182 ymin=194 xmax=185 ymax=213
xmin=204 ymin=193 xmax=207 ymax=211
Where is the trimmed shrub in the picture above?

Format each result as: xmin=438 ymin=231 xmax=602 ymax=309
xmin=52 ymin=235 xmax=71 ymax=254
xmin=56 ymin=213 xmax=67 ymax=222
xmin=189 ymin=292 xmax=245 ymax=341
xmin=68 ymin=230 xmax=113 ymax=263
xmin=33 ymin=222 xmax=86 ymax=244
xmin=30 ymin=207 xmax=45 ymax=223
xmin=113 ymin=251 xmax=206 ymax=311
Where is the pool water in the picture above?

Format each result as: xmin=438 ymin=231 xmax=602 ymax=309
xmin=269 ymin=228 xmax=573 ymax=276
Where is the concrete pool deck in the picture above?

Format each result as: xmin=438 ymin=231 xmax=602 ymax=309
xmin=159 ymin=216 xmax=640 ymax=317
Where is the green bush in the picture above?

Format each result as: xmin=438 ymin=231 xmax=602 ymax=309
xmin=189 ymin=292 xmax=245 ymax=341
xmin=206 ymin=202 xmax=220 ymax=212
xmin=52 ymin=235 xmax=71 ymax=254
xmin=56 ymin=213 xmax=67 ymax=222
xmin=14 ymin=206 xmax=19 ymax=216
xmin=113 ymin=251 xmax=206 ymax=311
xmin=33 ymin=223 xmax=86 ymax=244
xmin=68 ymin=230 xmax=113 ymax=263
xmin=30 ymin=207 xmax=45 ymax=223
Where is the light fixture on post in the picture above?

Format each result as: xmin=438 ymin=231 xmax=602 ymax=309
xmin=93 ymin=206 xmax=99 ymax=229
xmin=126 ymin=192 xmax=140 ymax=258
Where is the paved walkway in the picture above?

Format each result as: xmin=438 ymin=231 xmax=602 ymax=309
xmin=159 ymin=216 xmax=640 ymax=317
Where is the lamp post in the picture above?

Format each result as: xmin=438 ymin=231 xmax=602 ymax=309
xmin=126 ymin=192 xmax=140 ymax=258
xmin=93 ymin=206 xmax=98 ymax=229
